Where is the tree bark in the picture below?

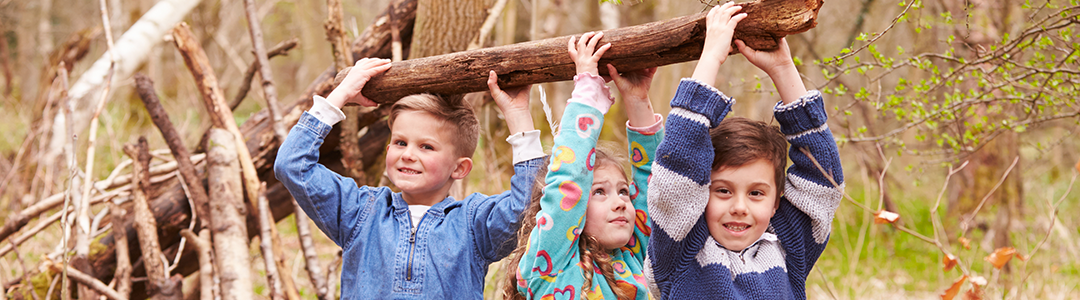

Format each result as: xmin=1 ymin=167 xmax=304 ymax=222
xmin=357 ymin=0 xmax=823 ymax=104
xmin=172 ymin=22 xmax=263 ymax=215
xmin=178 ymin=229 xmax=215 ymax=300
xmin=134 ymin=74 xmax=212 ymax=230
xmin=63 ymin=0 xmax=203 ymax=140
xmin=206 ymin=128 xmax=253 ymax=300
xmin=122 ymin=137 xmax=170 ymax=299
xmin=108 ymin=203 xmax=132 ymax=299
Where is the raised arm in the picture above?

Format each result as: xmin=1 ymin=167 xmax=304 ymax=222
xmin=469 ymin=72 xmax=546 ymax=261
xmin=518 ymin=31 xmax=614 ymax=297
xmin=274 ymin=58 xmax=392 ymax=248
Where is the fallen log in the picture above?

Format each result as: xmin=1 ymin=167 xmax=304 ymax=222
xmin=358 ymin=0 xmax=823 ymax=104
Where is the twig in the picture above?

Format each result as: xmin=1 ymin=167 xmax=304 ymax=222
xmin=0 ymin=208 xmax=68 ymax=257
xmin=242 ymin=0 xmax=288 ymax=143
xmin=44 ymin=274 xmax=59 ymax=300
xmin=228 ymin=38 xmax=299 ymax=110
xmin=257 ymin=183 xmax=285 ymax=300
xmin=294 ymin=204 xmax=328 ymax=300
xmin=960 ymin=156 xmax=1020 ymax=231
xmin=75 ymin=0 xmax=119 ymax=295
xmin=47 ymin=262 xmax=127 ymax=300
xmin=325 ymin=251 xmax=343 ymax=300
xmin=108 ymin=202 xmax=131 ymax=299
xmin=1020 ymin=171 xmax=1077 ymax=284
xmin=133 ymin=74 xmax=211 ymax=230
xmin=60 ymin=58 xmax=77 ymax=300
xmin=467 ymin=0 xmax=510 ymax=50
xmin=7 ymin=239 xmax=36 ymax=300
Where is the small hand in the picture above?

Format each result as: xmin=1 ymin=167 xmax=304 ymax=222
xmin=607 ymin=64 xmax=657 ymax=127
xmin=487 ymin=70 xmax=532 ymax=115
xmin=701 ymin=2 xmax=747 ymax=66
xmin=568 ymin=31 xmax=612 ymax=76
xmin=606 ymin=64 xmax=656 ymax=105
xmin=327 ymin=58 xmax=393 ymax=107
xmin=735 ymin=37 xmax=796 ymax=77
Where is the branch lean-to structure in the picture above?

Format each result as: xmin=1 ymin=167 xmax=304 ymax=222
xmin=2 ymin=0 xmax=828 ymax=297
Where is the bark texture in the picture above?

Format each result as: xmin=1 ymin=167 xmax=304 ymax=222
xmin=207 ymin=128 xmax=253 ymax=300
xmin=356 ymin=0 xmax=823 ymax=104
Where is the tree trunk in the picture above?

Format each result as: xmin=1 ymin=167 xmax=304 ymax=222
xmin=207 ymin=128 xmax=254 ymax=300
xmin=62 ymin=0 xmax=203 ymax=143
xmin=357 ymin=0 xmax=823 ymax=104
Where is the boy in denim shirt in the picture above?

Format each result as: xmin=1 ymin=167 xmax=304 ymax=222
xmin=275 ymin=58 xmax=545 ymax=299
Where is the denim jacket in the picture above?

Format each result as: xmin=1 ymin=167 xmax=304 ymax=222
xmin=275 ymin=112 xmax=544 ymax=299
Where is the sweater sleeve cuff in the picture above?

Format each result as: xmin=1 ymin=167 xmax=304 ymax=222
xmin=626 ymin=113 xmax=664 ymax=135
xmin=671 ymin=78 xmax=734 ymax=126
xmin=506 ymin=130 xmax=545 ymax=164
xmin=309 ymin=95 xmax=347 ymax=126
xmin=773 ymin=90 xmax=828 ymax=135
xmin=568 ymin=73 xmax=614 ymax=114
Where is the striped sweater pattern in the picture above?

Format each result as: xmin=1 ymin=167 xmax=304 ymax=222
xmin=646 ymin=79 xmax=845 ymax=300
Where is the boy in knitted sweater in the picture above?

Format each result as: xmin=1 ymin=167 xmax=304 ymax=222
xmin=645 ymin=3 xmax=845 ymax=299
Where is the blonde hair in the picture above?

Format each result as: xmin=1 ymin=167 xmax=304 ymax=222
xmin=502 ymin=148 xmax=635 ymax=300
xmin=387 ymin=94 xmax=479 ymax=157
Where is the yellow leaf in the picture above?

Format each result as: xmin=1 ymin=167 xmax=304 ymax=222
xmin=941 ymin=274 xmax=967 ymax=300
xmin=984 ymin=247 xmax=1016 ymax=269
xmin=943 ymin=253 xmax=958 ymax=272
xmin=958 ymin=237 xmax=971 ymax=250
xmin=874 ymin=210 xmax=900 ymax=224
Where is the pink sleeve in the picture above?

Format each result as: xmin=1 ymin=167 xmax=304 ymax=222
xmin=567 ymin=72 xmax=614 ymax=114
xmin=626 ymin=113 xmax=664 ymax=135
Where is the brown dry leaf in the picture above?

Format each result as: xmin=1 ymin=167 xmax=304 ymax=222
xmin=984 ymin=247 xmax=1017 ymax=269
xmin=964 ymin=277 xmax=985 ymax=300
xmin=1015 ymin=253 xmax=1027 ymax=261
xmin=958 ymin=237 xmax=971 ymax=249
xmin=943 ymin=253 xmax=958 ymax=272
xmin=1075 ymin=157 xmax=1079 ymax=173
xmin=874 ymin=210 xmax=900 ymax=224
xmin=941 ymin=274 xmax=967 ymax=300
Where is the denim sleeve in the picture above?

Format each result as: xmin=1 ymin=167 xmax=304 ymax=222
xmin=274 ymin=112 xmax=377 ymax=248
xmin=469 ymin=157 xmax=544 ymax=262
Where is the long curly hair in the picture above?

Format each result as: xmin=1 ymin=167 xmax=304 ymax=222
xmin=501 ymin=147 xmax=636 ymax=300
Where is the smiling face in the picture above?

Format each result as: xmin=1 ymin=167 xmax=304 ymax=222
xmin=704 ymin=159 xmax=780 ymax=252
xmin=385 ymin=110 xmax=472 ymax=206
xmin=583 ymin=163 xmax=635 ymax=251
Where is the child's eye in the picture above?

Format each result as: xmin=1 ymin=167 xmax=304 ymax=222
xmin=421 ymin=144 xmax=435 ymax=150
xmin=714 ymin=188 xmax=731 ymax=194
xmin=592 ymin=188 xmax=606 ymax=196
xmin=394 ymin=140 xmax=407 ymax=146
xmin=618 ymin=188 xmax=630 ymax=196
xmin=750 ymin=190 xmax=765 ymax=197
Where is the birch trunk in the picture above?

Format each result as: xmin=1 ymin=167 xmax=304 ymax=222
xmin=207 ymin=128 xmax=253 ymax=300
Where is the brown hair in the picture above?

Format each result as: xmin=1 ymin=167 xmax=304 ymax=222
xmin=709 ymin=117 xmax=788 ymax=196
xmin=387 ymin=93 xmax=480 ymax=157
xmin=502 ymin=148 xmax=635 ymax=300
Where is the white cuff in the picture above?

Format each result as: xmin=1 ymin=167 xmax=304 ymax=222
xmin=309 ymin=95 xmax=347 ymax=126
xmin=506 ymin=130 xmax=545 ymax=164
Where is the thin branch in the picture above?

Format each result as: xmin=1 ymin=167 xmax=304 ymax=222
xmin=123 ymin=137 xmax=168 ymax=296
xmin=133 ymin=73 xmax=211 ymax=230
xmin=47 ymin=263 xmax=127 ymax=300
xmin=257 ymin=183 xmax=285 ymax=300
xmin=467 ymin=0 xmax=510 ymax=50
xmin=108 ymin=202 xmax=131 ymax=299
xmin=960 ymin=156 xmax=1020 ymax=230
xmin=179 ymin=229 xmax=215 ymax=300
xmin=242 ymin=0 xmax=288 ymax=143
xmin=228 ymin=38 xmax=299 ymax=110
xmin=1020 ymin=171 xmax=1077 ymax=284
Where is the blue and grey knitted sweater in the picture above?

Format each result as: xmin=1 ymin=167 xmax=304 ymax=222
xmin=645 ymin=79 xmax=845 ymax=300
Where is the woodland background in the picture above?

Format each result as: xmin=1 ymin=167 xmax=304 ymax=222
xmin=0 ymin=0 xmax=1078 ymax=299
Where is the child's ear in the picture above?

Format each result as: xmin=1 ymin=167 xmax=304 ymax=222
xmin=451 ymin=157 xmax=473 ymax=180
